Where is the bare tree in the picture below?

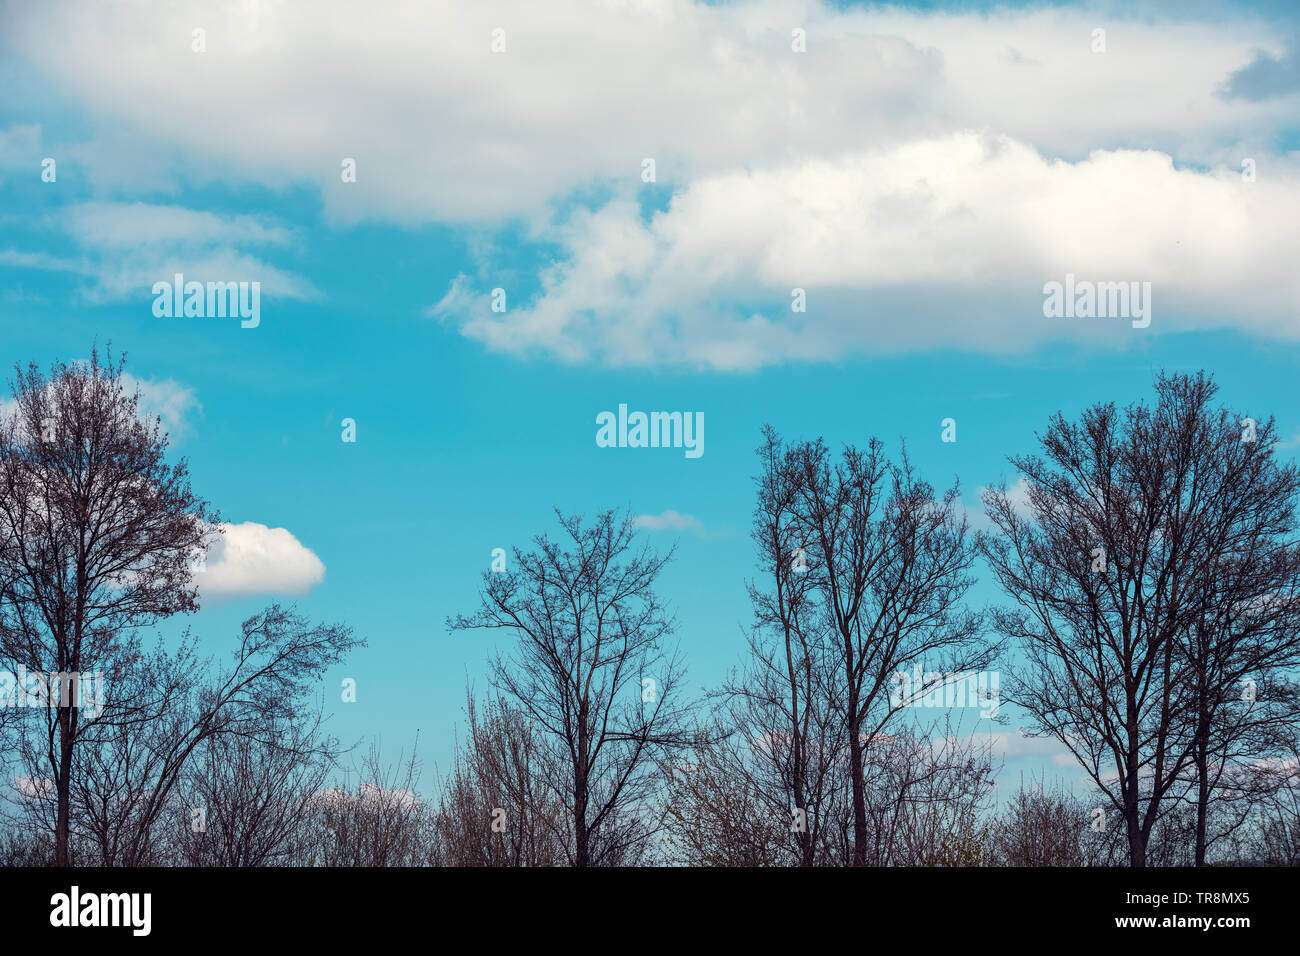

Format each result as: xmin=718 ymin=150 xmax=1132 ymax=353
xmin=710 ymin=647 xmax=848 ymax=866
xmin=44 ymin=606 xmax=359 ymax=866
xmin=982 ymin=371 xmax=1300 ymax=866
xmin=1244 ymin=740 xmax=1300 ymax=865
xmin=1173 ymin=406 xmax=1300 ymax=864
xmin=860 ymin=724 xmax=997 ymax=866
xmin=760 ymin=429 xmax=992 ymax=865
xmin=169 ymin=707 xmax=338 ymax=867
xmin=686 ymin=430 xmax=994 ymax=868
xmin=448 ymin=509 xmax=692 ymax=867
xmin=433 ymin=690 xmax=569 ymax=866
xmin=658 ymin=726 xmax=799 ymax=866
xmin=989 ymin=779 xmax=1088 ymax=867
xmin=715 ymin=426 xmax=847 ymax=865
xmin=0 ymin=347 xmax=217 ymax=865
xmin=299 ymin=740 xmax=432 ymax=867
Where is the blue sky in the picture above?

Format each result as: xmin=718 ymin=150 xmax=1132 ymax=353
xmin=2 ymin=0 xmax=1299 ymax=797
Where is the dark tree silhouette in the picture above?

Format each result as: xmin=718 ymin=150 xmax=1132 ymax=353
xmin=764 ymin=428 xmax=992 ymax=866
xmin=982 ymin=371 xmax=1300 ymax=866
xmin=719 ymin=426 xmax=846 ymax=865
xmin=433 ymin=690 xmax=569 ymax=866
xmin=0 ymin=348 xmax=217 ymax=865
xmin=60 ymin=606 xmax=359 ymax=865
xmin=448 ymin=509 xmax=691 ymax=866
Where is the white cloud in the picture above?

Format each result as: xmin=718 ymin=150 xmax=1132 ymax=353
xmin=199 ymin=521 xmax=326 ymax=601
xmin=634 ymin=509 xmax=705 ymax=534
xmin=979 ymin=730 xmax=1078 ymax=768
xmin=120 ymin=373 xmax=200 ymax=438
xmin=308 ymin=785 xmax=420 ymax=810
xmin=6 ymin=2 xmax=1288 ymax=222
xmin=1 ymin=201 xmax=317 ymax=304
xmin=0 ymin=250 xmax=86 ymax=274
xmin=9 ymin=776 xmax=55 ymax=803
xmin=64 ymin=201 xmax=293 ymax=249
xmin=359 ymin=783 xmax=419 ymax=809
xmin=449 ymin=134 xmax=1300 ymax=368
xmin=8 ymin=1 xmax=1299 ymax=365
xmin=967 ymin=476 xmax=1033 ymax=531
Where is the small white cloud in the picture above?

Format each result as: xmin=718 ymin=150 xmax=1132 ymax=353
xmin=308 ymin=785 xmax=419 ymax=810
xmin=0 ymin=250 xmax=86 ymax=274
xmin=633 ymin=510 xmax=705 ymax=534
xmin=10 ymin=776 xmax=55 ymax=802
xmin=424 ymin=272 xmax=474 ymax=321
xmin=1004 ymin=476 xmax=1033 ymax=513
xmin=979 ymin=730 xmax=1078 ymax=767
xmin=199 ymin=521 xmax=325 ymax=601
xmin=967 ymin=476 xmax=1032 ymax=531
xmin=120 ymin=373 xmax=200 ymax=438
xmin=359 ymin=783 xmax=419 ymax=809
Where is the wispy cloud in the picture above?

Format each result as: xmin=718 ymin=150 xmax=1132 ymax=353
xmin=634 ymin=509 xmax=706 ymax=535
xmin=0 ymin=201 xmax=318 ymax=304
xmin=121 ymin=373 xmax=201 ymax=439
xmin=975 ymin=730 xmax=1079 ymax=768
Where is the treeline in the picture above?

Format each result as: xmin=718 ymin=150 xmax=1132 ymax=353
xmin=1 ymin=350 xmax=1298 ymax=866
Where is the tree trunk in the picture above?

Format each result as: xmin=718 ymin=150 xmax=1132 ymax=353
xmin=1124 ymin=761 xmax=1146 ymax=867
xmin=791 ymin=743 xmax=812 ymax=866
xmin=1124 ymin=783 xmax=1146 ymax=868
xmin=55 ymin=708 xmax=74 ymax=866
xmin=846 ymin=674 xmax=867 ymax=867
xmin=1194 ymin=709 xmax=1211 ymax=866
xmin=574 ymin=700 xmax=590 ymax=867
xmin=1127 ymin=825 xmax=1147 ymax=867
